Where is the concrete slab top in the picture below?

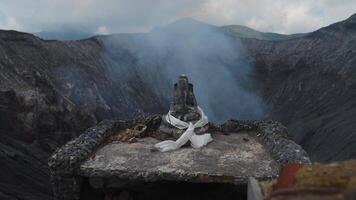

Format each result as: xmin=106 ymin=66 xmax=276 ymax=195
xmin=79 ymin=132 xmax=279 ymax=184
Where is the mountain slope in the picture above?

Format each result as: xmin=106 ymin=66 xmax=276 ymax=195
xmin=34 ymin=29 xmax=95 ymax=41
xmin=222 ymin=24 xmax=305 ymax=40
xmin=0 ymin=30 xmax=165 ymax=200
xmin=242 ymin=13 xmax=356 ymax=161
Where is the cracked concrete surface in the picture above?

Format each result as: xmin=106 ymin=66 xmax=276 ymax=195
xmin=79 ymin=132 xmax=279 ymax=186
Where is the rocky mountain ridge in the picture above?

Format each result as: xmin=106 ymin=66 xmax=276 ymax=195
xmin=242 ymin=13 xmax=356 ymax=161
xmin=0 ymin=30 xmax=165 ymax=200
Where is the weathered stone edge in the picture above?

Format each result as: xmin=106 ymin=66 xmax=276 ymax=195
xmin=219 ymin=120 xmax=311 ymax=165
xmin=48 ymin=120 xmax=124 ymax=200
xmin=49 ymin=118 xmax=310 ymax=176
xmin=48 ymin=115 xmax=162 ymax=200
xmin=48 ymin=120 xmax=121 ymax=176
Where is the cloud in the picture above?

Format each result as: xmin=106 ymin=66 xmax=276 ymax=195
xmin=95 ymin=26 xmax=109 ymax=35
xmin=196 ymin=0 xmax=352 ymax=33
xmin=0 ymin=9 xmax=22 ymax=30
xmin=0 ymin=0 xmax=355 ymax=34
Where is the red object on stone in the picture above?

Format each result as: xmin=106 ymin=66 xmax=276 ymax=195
xmin=273 ymin=163 xmax=304 ymax=190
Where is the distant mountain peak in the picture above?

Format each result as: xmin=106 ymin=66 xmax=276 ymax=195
xmin=168 ymin=17 xmax=211 ymax=26
xmin=221 ymin=24 xmax=305 ymax=40
xmin=309 ymin=13 xmax=356 ymax=38
xmin=150 ymin=17 xmax=215 ymax=34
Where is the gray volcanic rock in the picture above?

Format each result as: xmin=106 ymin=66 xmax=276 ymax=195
xmin=0 ymin=89 xmax=94 ymax=200
xmin=0 ymin=30 xmax=165 ymax=120
xmin=0 ymin=30 xmax=165 ymax=199
xmin=242 ymin=14 xmax=356 ymax=162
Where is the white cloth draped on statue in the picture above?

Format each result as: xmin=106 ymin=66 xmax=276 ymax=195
xmin=154 ymin=106 xmax=213 ymax=152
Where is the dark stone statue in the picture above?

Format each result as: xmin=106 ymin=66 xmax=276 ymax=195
xmin=158 ymin=74 xmax=208 ymax=139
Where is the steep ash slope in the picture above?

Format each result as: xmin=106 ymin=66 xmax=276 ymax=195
xmin=0 ymin=30 xmax=164 ymax=200
xmin=242 ymin=14 xmax=356 ymax=162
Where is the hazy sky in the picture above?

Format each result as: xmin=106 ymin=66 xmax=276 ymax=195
xmin=0 ymin=0 xmax=355 ymax=34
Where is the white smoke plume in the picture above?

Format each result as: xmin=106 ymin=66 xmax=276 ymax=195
xmin=103 ymin=18 xmax=267 ymax=123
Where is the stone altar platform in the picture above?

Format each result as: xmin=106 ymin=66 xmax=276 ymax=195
xmin=79 ymin=132 xmax=278 ymax=185
xmin=48 ymin=117 xmax=310 ymax=200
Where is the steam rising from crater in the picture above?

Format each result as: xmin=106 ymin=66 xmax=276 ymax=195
xmin=103 ymin=18 xmax=267 ymax=123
